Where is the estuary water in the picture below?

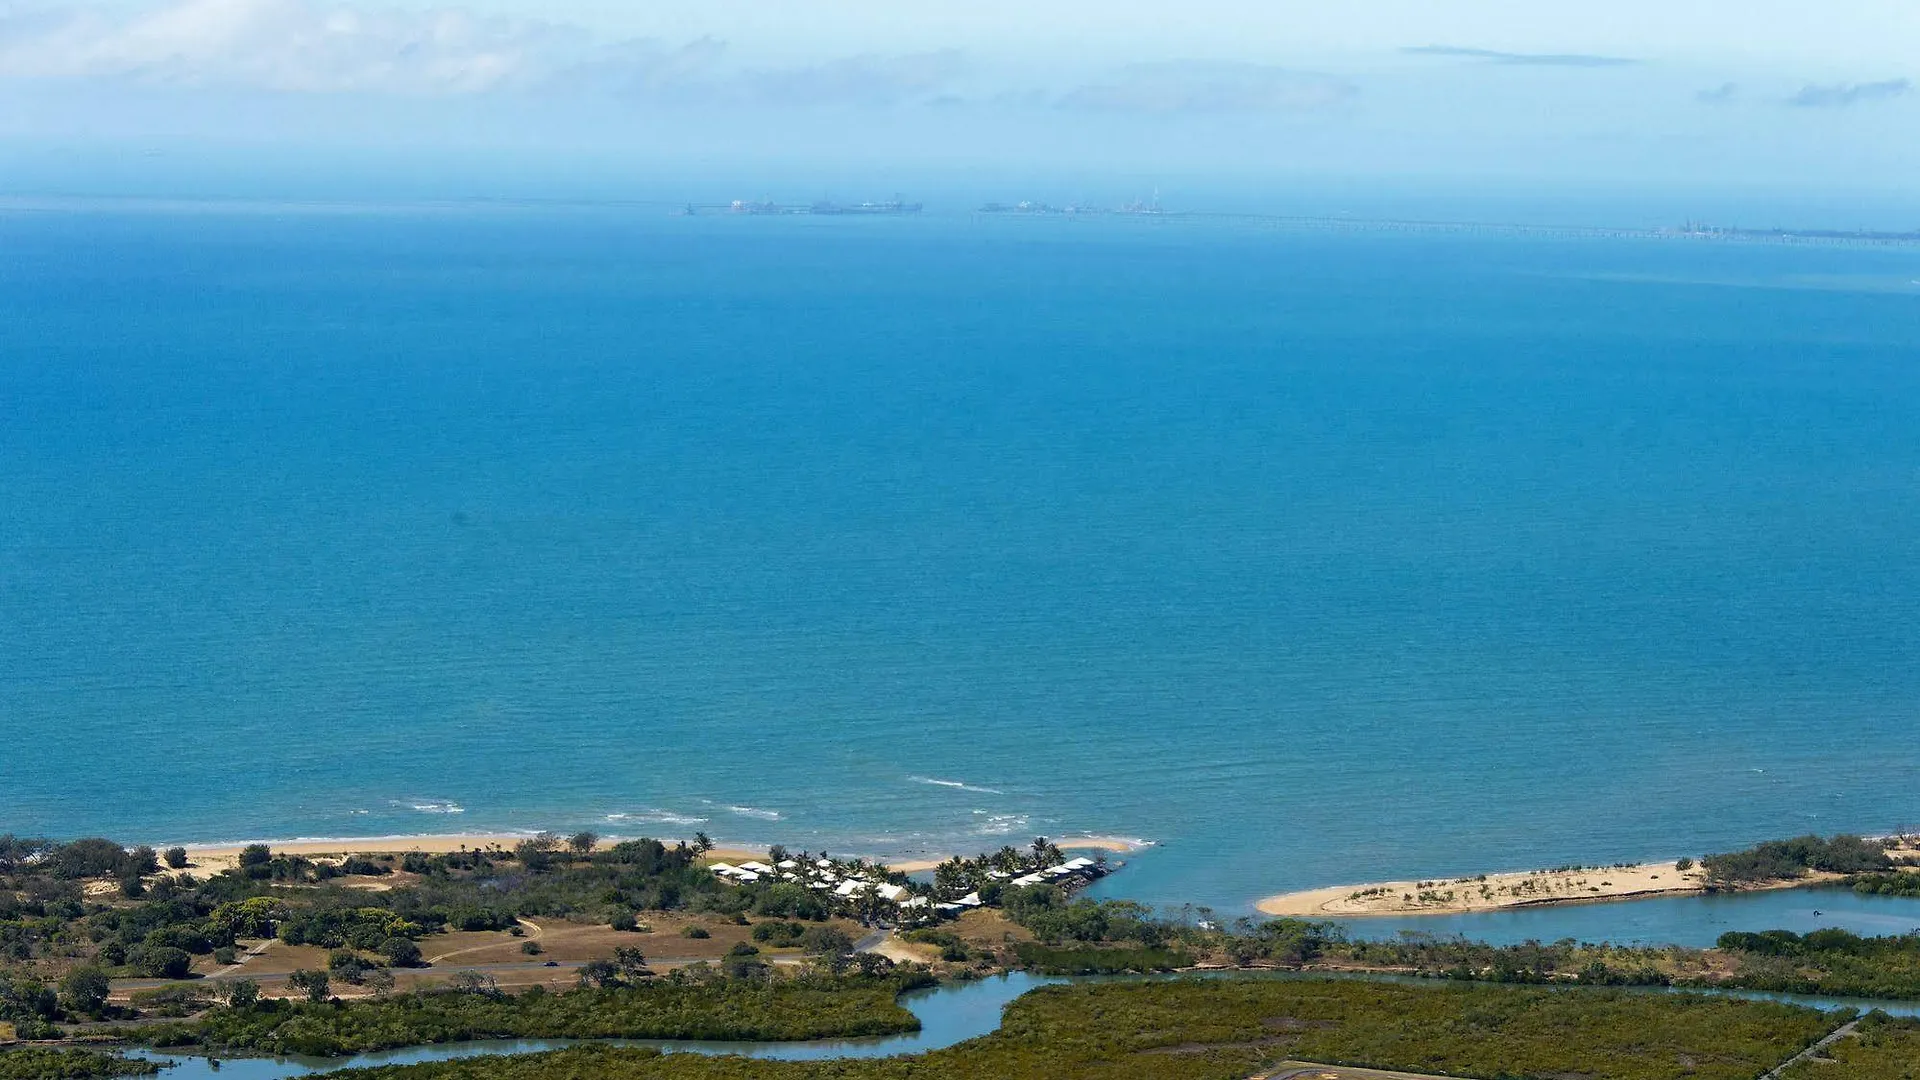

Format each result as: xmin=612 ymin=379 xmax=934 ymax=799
xmin=131 ymin=972 xmax=1055 ymax=1079
xmin=4 ymin=200 xmax=1919 ymax=935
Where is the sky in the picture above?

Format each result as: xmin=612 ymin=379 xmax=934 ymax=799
xmin=0 ymin=0 xmax=1916 ymax=203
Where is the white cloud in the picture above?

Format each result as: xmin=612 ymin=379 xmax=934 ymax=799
xmin=1401 ymin=45 xmax=1638 ymax=68
xmin=1056 ymin=62 xmax=1356 ymax=114
xmin=1785 ymin=78 xmax=1911 ymax=108
xmin=0 ymin=0 xmax=985 ymax=105
xmin=733 ymin=50 xmax=969 ymax=107
xmin=0 ymin=0 xmax=586 ymax=93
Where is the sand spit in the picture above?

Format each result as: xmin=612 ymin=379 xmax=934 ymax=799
xmin=1260 ymin=836 xmax=1920 ymax=918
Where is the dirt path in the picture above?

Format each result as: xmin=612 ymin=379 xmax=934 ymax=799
xmin=1761 ymin=1018 xmax=1861 ymax=1080
xmin=855 ymin=929 xmax=935 ymax=966
xmin=425 ymin=919 xmax=544 ymax=965
xmin=203 ymin=938 xmax=277 ymax=979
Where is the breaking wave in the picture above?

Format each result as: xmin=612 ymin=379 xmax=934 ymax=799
xmin=393 ymin=799 xmax=465 ymax=815
xmin=604 ymin=809 xmax=710 ymax=828
xmin=908 ymin=776 xmax=1006 ymax=795
xmin=973 ymin=812 xmax=1030 ymax=837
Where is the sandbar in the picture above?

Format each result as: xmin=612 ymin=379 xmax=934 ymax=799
xmin=1261 ymin=837 xmax=1920 ymax=918
xmin=1257 ymin=861 xmax=1726 ymax=918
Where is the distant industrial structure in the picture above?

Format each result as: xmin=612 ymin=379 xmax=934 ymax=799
xmin=672 ymin=194 xmax=1920 ymax=249
xmin=678 ymin=198 xmax=923 ymax=217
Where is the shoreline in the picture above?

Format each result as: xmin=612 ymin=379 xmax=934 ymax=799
xmin=1257 ymin=860 xmax=1719 ymax=919
xmin=1262 ymin=835 xmax=1920 ymax=919
xmin=1256 ymin=845 xmax=1919 ymax=919
xmin=177 ymin=832 xmax=1149 ymax=877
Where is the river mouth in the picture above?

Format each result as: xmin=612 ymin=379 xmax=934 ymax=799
xmin=129 ymin=970 xmax=1920 ymax=1080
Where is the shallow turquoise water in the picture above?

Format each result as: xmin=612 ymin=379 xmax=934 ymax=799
xmin=4 ymin=203 xmax=1919 ymax=936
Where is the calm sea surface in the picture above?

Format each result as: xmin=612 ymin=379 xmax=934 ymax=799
xmin=4 ymin=203 xmax=1918 ymax=940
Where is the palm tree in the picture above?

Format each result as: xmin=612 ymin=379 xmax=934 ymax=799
xmin=692 ymin=832 xmax=714 ymax=855
xmin=933 ymin=858 xmax=966 ymax=898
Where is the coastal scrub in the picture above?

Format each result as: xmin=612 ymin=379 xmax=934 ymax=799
xmin=314 ymin=977 xmax=1840 ymax=1080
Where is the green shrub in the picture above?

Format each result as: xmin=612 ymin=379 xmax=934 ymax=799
xmin=136 ymin=976 xmax=922 ymax=1057
xmin=0 ymin=1048 xmax=160 ymax=1079
xmin=127 ymin=945 xmax=192 ymax=979
xmin=1013 ymin=943 xmax=1191 ymax=974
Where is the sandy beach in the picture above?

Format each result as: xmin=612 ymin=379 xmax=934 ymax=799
xmin=1054 ymin=835 xmax=1149 ymax=854
xmin=1257 ymin=861 xmax=1722 ymax=917
xmin=1257 ymin=838 xmax=1920 ymax=918
xmin=181 ymin=835 xmax=545 ymax=876
xmin=179 ymin=833 xmax=1148 ymax=878
xmin=883 ymin=837 xmax=1145 ymax=874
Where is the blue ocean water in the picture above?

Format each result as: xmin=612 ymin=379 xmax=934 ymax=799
xmin=4 ymin=202 xmax=1920 ymax=939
